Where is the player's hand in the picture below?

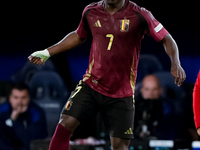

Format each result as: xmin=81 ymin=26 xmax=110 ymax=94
xmin=28 ymin=49 xmax=50 ymax=65
xmin=171 ymin=63 xmax=186 ymax=86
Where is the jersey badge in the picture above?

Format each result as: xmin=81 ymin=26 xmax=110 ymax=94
xmin=94 ymin=20 xmax=102 ymax=27
xmin=65 ymin=100 xmax=73 ymax=110
xmin=120 ymin=19 xmax=130 ymax=32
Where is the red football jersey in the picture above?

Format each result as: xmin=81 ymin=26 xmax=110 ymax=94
xmin=193 ymin=71 xmax=200 ymax=129
xmin=76 ymin=0 xmax=168 ymax=98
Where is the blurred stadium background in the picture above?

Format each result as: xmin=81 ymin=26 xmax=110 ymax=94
xmin=0 ymin=0 xmax=200 ymax=149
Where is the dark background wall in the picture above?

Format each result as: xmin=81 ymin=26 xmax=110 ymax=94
xmin=0 ymin=0 xmax=199 ymax=83
xmin=0 ymin=0 xmax=199 ymax=142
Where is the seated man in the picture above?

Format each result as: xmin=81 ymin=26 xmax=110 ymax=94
xmin=135 ymin=75 xmax=175 ymax=140
xmin=0 ymin=83 xmax=48 ymax=150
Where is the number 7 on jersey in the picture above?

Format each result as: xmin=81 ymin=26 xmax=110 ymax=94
xmin=106 ymin=34 xmax=114 ymax=50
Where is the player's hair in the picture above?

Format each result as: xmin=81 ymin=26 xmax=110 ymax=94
xmin=9 ymin=83 xmax=30 ymax=95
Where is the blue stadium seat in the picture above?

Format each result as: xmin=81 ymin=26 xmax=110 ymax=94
xmin=12 ymin=59 xmax=56 ymax=84
xmin=28 ymin=71 xmax=69 ymax=137
xmin=137 ymin=55 xmax=163 ymax=82
xmin=153 ymin=71 xmax=185 ymax=115
xmin=135 ymin=71 xmax=185 ymax=115
xmin=154 ymin=72 xmax=185 ymax=99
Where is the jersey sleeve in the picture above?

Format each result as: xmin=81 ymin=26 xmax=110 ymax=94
xmin=140 ymin=8 xmax=168 ymax=42
xmin=193 ymin=71 xmax=200 ymax=129
xmin=76 ymin=7 xmax=90 ymax=39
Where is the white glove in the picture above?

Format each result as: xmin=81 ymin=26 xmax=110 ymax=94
xmin=29 ymin=49 xmax=50 ymax=62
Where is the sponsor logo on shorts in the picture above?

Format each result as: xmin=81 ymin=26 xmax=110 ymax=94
xmin=124 ymin=128 xmax=133 ymax=135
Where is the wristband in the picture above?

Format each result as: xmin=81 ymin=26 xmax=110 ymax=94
xmin=31 ymin=49 xmax=50 ymax=62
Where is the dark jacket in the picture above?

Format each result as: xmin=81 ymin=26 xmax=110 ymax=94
xmin=135 ymin=93 xmax=176 ymax=140
xmin=0 ymin=101 xmax=47 ymax=150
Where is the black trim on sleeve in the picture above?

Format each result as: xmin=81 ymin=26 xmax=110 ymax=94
xmin=83 ymin=9 xmax=92 ymax=37
xmin=135 ymin=11 xmax=149 ymax=36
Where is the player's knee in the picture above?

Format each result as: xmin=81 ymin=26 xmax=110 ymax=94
xmin=59 ymin=114 xmax=80 ymax=132
xmin=111 ymin=137 xmax=130 ymax=150
xmin=112 ymin=143 xmax=128 ymax=150
xmin=112 ymin=142 xmax=122 ymax=150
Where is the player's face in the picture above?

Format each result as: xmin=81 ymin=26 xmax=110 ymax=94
xmin=9 ymin=89 xmax=30 ymax=110
xmin=105 ymin=0 xmax=123 ymax=6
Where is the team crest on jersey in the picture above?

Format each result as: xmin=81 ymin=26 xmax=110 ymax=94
xmin=65 ymin=100 xmax=73 ymax=110
xmin=120 ymin=19 xmax=130 ymax=32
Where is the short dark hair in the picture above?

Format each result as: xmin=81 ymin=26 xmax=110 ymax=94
xmin=10 ymin=83 xmax=30 ymax=95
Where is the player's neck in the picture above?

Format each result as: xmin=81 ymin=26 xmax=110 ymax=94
xmin=104 ymin=0 xmax=125 ymax=15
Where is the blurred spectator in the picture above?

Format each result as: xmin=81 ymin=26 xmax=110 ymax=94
xmin=0 ymin=83 xmax=47 ymax=150
xmin=140 ymin=74 xmax=163 ymax=100
xmin=135 ymin=75 xmax=175 ymax=140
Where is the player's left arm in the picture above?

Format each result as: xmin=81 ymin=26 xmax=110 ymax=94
xmin=161 ymin=33 xmax=186 ymax=86
xmin=138 ymin=7 xmax=186 ymax=86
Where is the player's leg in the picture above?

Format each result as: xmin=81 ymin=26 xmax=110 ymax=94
xmin=49 ymin=115 xmax=79 ymax=150
xmin=110 ymin=137 xmax=130 ymax=150
xmin=102 ymin=96 xmax=135 ymax=150
xmin=59 ymin=114 xmax=80 ymax=131
xmin=49 ymin=81 xmax=99 ymax=150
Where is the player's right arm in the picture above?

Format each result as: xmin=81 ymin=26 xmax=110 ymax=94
xmin=193 ymin=71 xmax=200 ymax=135
xmin=29 ymin=4 xmax=92 ymax=65
xmin=28 ymin=31 xmax=85 ymax=65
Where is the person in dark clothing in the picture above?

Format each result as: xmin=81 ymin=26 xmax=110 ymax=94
xmin=135 ymin=75 xmax=175 ymax=140
xmin=0 ymin=83 xmax=47 ymax=150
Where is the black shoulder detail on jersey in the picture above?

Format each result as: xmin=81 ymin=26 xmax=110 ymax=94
xmin=82 ymin=1 xmax=103 ymax=37
xmin=85 ymin=1 xmax=103 ymax=9
xmin=83 ymin=9 xmax=92 ymax=37
xmin=128 ymin=1 xmax=141 ymax=10
xmin=129 ymin=1 xmax=149 ymax=35
xmin=135 ymin=11 xmax=149 ymax=35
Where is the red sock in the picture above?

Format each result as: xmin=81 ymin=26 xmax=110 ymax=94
xmin=49 ymin=123 xmax=72 ymax=150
